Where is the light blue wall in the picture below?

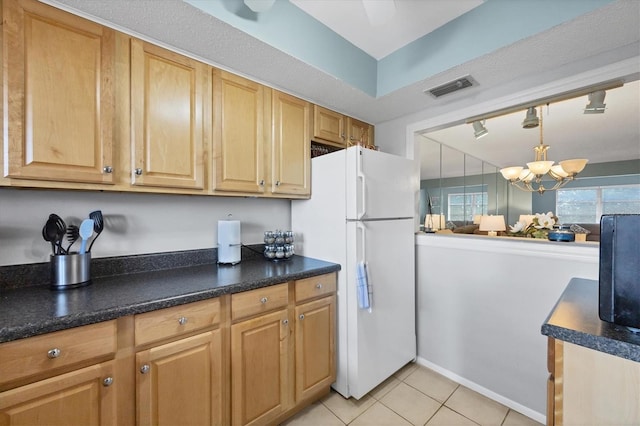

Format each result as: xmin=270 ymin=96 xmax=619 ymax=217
xmin=377 ymin=0 xmax=614 ymax=96
xmin=186 ymin=0 xmax=614 ymax=98
xmin=185 ymin=0 xmax=377 ymax=96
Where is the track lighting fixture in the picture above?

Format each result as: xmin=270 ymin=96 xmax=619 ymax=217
xmin=521 ymin=107 xmax=539 ymax=128
xmin=472 ymin=120 xmax=488 ymax=139
xmin=584 ymin=90 xmax=606 ymax=114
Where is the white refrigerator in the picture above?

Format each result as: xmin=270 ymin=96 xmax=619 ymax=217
xmin=291 ymin=146 xmax=416 ymax=399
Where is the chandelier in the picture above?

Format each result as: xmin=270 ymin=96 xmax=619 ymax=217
xmin=499 ymin=106 xmax=588 ymax=194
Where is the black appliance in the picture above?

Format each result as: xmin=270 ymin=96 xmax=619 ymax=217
xmin=599 ymin=214 xmax=640 ymax=329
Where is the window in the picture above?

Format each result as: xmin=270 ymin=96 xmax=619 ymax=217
xmin=447 ymin=192 xmax=487 ymax=221
xmin=556 ymin=184 xmax=640 ymax=223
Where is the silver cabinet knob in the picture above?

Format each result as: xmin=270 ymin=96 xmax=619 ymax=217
xmin=134 ymin=168 xmax=143 ymax=176
xmin=282 ymin=319 xmax=288 ymax=325
xmin=299 ymin=314 xmax=305 ymax=320
xmin=341 ymin=133 xmax=346 ymax=140
xmin=103 ymin=377 xmax=114 ymax=387
xmin=140 ymin=364 xmax=150 ymax=374
xmin=316 ymin=283 xmax=323 ymax=289
xmin=47 ymin=348 xmax=61 ymax=359
xmin=178 ymin=316 xmax=188 ymax=325
xmin=260 ymin=297 xmax=268 ymax=304
xmin=259 ymin=179 xmax=265 ymax=186
xmin=103 ymin=166 xmax=113 ymax=173
xmin=275 ymin=181 xmax=280 ymax=186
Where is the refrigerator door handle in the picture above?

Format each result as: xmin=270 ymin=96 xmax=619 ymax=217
xmin=357 ymin=222 xmax=366 ymax=263
xmin=357 ymin=222 xmax=373 ymax=311
xmin=357 ymin=151 xmax=367 ymax=219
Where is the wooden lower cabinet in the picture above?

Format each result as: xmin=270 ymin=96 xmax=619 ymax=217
xmin=231 ymin=308 xmax=291 ymax=426
xmin=0 ymin=274 xmax=336 ymax=426
xmin=0 ymin=361 xmax=116 ymax=426
xmin=295 ymin=295 xmax=336 ymax=403
xmin=136 ymin=330 xmax=223 ymax=426
xmin=548 ymin=338 xmax=640 ymax=425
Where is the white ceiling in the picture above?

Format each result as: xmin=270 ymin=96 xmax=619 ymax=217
xmin=45 ymin=0 xmax=640 ymax=170
xmin=288 ymin=0 xmax=483 ymax=60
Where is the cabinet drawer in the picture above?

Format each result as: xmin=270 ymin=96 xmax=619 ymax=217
xmin=135 ymin=298 xmax=220 ymax=347
xmin=295 ymin=273 xmax=336 ymax=303
xmin=0 ymin=321 xmax=116 ymax=388
xmin=231 ymin=283 xmax=288 ymax=322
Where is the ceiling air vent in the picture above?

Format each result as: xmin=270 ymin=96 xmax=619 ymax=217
xmin=425 ymin=76 xmax=476 ymax=98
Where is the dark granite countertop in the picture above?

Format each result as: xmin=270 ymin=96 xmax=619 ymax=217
xmin=0 ymin=250 xmax=340 ymax=344
xmin=541 ymin=277 xmax=640 ymax=362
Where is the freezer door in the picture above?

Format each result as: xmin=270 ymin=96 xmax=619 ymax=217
xmin=345 ymin=219 xmax=416 ymax=399
xmin=346 ymin=147 xmax=415 ymax=220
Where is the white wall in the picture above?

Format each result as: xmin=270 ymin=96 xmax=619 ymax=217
xmin=0 ymin=188 xmax=290 ymax=266
xmin=415 ymin=233 xmax=599 ymax=423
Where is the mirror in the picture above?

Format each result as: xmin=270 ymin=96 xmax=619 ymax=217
xmin=419 ymin=136 xmax=504 ymax=231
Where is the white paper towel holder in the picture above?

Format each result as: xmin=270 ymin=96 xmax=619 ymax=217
xmin=217 ymin=215 xmax=241 ymax=265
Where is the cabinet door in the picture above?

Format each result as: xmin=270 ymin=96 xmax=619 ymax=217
xmin=312 ymin=106 xmax=345 ymax=147
xmin=3 ymin=0 xmax=115 ymax=184
xmin=231 ymin=309 xmax=290 ymax=426
xmin=347 ymin=117 xmax=373 ymax=148
xmin=130 ymin=40 xmax=205 ymax=190
xmin=212 ymin=69 xmax=265 ymax=194
xmin=271 ymin=91 xmax=311 ymax=197
xmin=0 ymin=361 xmax=116 ymax=426
xmin=295 ymin=295 xmax=336 ymax=403
xmin=136 ymin=330 xmax=222 ymax=426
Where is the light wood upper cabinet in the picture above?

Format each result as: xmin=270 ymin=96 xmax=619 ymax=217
xmin=347 ymin=117 xmax=374 ymax=148
xmin=271 ymin=91 xmax=311 ymax=197
xmin=212 ymin=69 xmax=265 ymax=194
xmin=312 ymin=105 xmax=345 ymax=147
xmin=130 ymin=40 xmax=205 ymax=190
xmin=2 ymin=0 xmax=115 ymax=184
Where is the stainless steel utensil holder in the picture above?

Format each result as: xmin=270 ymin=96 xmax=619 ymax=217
xmin=50 ymin=253 xmax=91 ymax=289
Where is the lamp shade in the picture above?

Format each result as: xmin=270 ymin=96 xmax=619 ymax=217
xmin=527 ymin=160 xmax=554 ymax=176
xmin=424 ymin=214 xmax=445 ymax=231
xmin=500 ymin=166 xmax=523 ymax=181
xmin=479 ymin=215 xmax=506 ymax=236
xmin=559 ymin=159 xmax=588 ymax=175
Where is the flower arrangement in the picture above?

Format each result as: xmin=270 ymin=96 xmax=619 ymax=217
xmin=508 ymin=212 xmax=558 ymax=238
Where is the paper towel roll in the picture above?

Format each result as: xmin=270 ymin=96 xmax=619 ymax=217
xmin=218 ymin=220 xmax=241 ymax=264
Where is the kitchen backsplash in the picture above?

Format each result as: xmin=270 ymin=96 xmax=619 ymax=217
xmin=0 ymin=245 xmax=266 ymax=291
xmin=0 ymin=188 xmax=290 ymax=266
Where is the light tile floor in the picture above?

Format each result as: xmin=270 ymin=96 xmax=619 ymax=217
xmin=281 ymin=363 xmax=542 ymax=426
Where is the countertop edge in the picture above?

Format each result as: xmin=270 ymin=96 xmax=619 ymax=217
xmin=541 ymin=277 xmax=640 ymax=363
xmin=541 ymin=323 xmax=640 ymax=363
xmin=0 ymin=259 xmax=340 ymax=344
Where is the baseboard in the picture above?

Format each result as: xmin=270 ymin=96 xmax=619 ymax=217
xmin=415 ymin=357 xmax=546 ymax=425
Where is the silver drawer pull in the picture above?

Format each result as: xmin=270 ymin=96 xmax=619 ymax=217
xmin=178 ymin=316 xmax=188 ymax=325
xmin=260 ymin=297 xmax=268 ymax=304
xmin=140 ymin=364 xmax=150 ymax=374
xmin=316 ymin=283 xmax=323 ymax=289
xmin=47 ymin=348 xmax=61 ymax=359
xmin=103 ymin=377 xmax=114 ymax=387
